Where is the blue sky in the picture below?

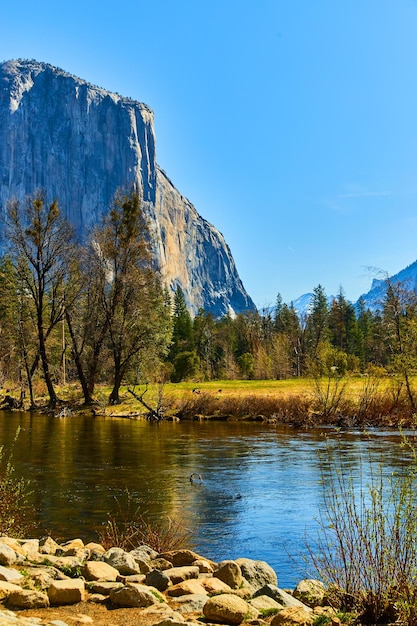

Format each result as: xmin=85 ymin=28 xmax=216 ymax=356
xmin=2 ymin=1 xmax=417 ymax=308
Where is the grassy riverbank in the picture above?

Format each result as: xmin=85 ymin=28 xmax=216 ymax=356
xmin=21 ymin=374 xmax=417 ymax=427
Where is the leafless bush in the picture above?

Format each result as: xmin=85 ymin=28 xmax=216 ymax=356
xmin=97 ymin=490 xmax=191 ymax=553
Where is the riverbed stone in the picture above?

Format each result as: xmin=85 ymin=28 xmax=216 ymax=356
xmin=151 ymin=557 xmax=174 ymax=571
xmin=255 ymin=585 xmax=312 ymax=612
xmin=110 ymin=582 xmax=164 ymax=607
xmin=271 ymin=606 xmax=314 ymax=626
xmin=192 ymin=558 xmax=213 ymax=573
xmin=88 ymin=581 xmax=123 ymax=595
xmin=171 ymin=593 xmax=209 ymax=614
xmin=0 ymin=581 xmax=23 ymax=600
xmin=59 ymin=538 xmax=84 ymax=552
xmin=164 ymin=566 xmax=199 ymax=584
xmin=0 ymin=567 xmax=23 ymax=585
xmin=235 ymin=557 xmax=277 ymax=591
xmin=83 ymin=560 xmax=119 ymax=581
xmin=250 ymin=594 xmax=284 ymax=612
xmin=203 ymin=593 xmax=253 ymax=625
xmin=7 ymin=589 xmax=49 ymax=609
xmin=200 ymin=576 xmax=232 ymax=595
xmin=48 ymin=579 xmax=86 ymax=605
xmin=213 ymin=559 xmax=243 ymax=589
xmin=160 ymin=550 xmax=204 ymax=567
xmin=19 ymin=540 xmax=39 ymax=559
xmin=145 ymin=569 xmax=171 ymax=591
xmin=19 ymin=566 xmax=69 ymax=590
xmin=39 ymin=536 xmax=60 ymax=555
xmin=103 ymin=547 xmax=141 ymax=575
xmin=130 ymin=545 xmax=159 ymax=562
xmin=84 ymin=542 xmax=105 ymax=555
xmin=167 ymin=579 xmax=207 ymax=597
xmin=293 ymin=579 xmax=326 ymax=607
xmin=0 ymin=544 xmax=18 ymax=567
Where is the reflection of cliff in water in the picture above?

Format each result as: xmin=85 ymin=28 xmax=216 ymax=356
xmin=0 ymin=413 xmax=409 ymax=587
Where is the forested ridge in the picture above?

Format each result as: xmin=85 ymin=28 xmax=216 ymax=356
xmin=1 ymin=190 xmax=417 ymax=412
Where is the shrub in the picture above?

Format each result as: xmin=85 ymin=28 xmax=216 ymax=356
xmin=97 ymin=490 xmax=191 ymax=552
xmin=307 ymin=434 xmax=417 ymax=624
xmin=0 ymin=428 xmax=37 ymax=537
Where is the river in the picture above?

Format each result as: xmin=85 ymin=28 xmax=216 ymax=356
xmin=0 ymin=412 xmax=410 ymax=587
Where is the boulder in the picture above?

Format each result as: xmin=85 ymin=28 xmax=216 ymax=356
xmin=250 ymin=594 xmax=283 ymax=612
xmin=160 ymin=550 xmax=204 ymax=567
xmin=213 ymin=560 xmax=243 ymax=589
xmin=203 ymin=593 xmax=252 ymax=625
xmin=130 ymin=545 xmax=159 ymax=562
xmin=83 ymin=560 xmax=119 ymax=582
xmin=19 ymin=565 xmax=69 ymax=590
xmin=0 ymin=566 xmax=24 ymax=584
xmin=19 ymin=540 xmax=39 ymax=559
xmin=255 ymin=585 xmax=312 ymax=612
xmin=151 ymin=557 xmax=173 ymax=571
xmin=235 ymin=557 xmax=277 ymax=591
xmin=39 ymin=536 xmax=60 ymax=555
xmin=84 ymin=542 xmax=106 ymax=555
xmin=293 ymin=579 xmax=326 ymax=607
xmin=103 ymin=547 xmax=141 ymax=575
xmin=167 ymin=579 xmax=207 ymax=597
xmin=164 ymin=566 xmax=199 ymax=584
xmin=200 ymin=577 xmax=232 ymax=595
xmin=0 ymin=544 xmax=18 ymax=567
xmin=48 ymin=579 xmax=86 ymax=605
xmin=59 ymin=538 xmax=84 ymax=552
xmin=88 ymin=581 xmax=123 ymax=595
xmin=7 ymin=589 xmax=49 ymax=609
xmin=110 ymin=582 xmax=165 ymax=608
xmin=271 ymin=606 xmax=314 ymax=626
xmin=0 ymin=581 xmax=23 ymax=600
xmin=172 ymin=593 xmax=209 ymax=614
xmin=192 ymin=558 xmax=213 ymax=573
xmin=145 ymin=569 xmax=171 ymax=592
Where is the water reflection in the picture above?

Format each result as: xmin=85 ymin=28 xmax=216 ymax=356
xmin=0 ymin=413 xmax=410 ymax=587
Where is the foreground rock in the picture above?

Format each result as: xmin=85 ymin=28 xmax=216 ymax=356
xmin=0 ymin=535 xmax=332 ymax=626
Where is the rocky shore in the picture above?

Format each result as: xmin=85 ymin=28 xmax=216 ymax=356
xmin=0 ymin=536 xmax=336 ymax=626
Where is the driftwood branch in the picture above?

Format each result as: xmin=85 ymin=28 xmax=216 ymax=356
xmin=127 ymin=384 xmax=163 ymax=421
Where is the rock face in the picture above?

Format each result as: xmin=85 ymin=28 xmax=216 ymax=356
xmin=0 ymin=59 xmax=255 ymax=317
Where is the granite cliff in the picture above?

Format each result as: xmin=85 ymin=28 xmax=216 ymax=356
xmin=0 ymin=59 xmax=255 ymax=316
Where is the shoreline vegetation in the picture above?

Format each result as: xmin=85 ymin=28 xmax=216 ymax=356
xmin=2 ymin=375 xmax=417 ymax=428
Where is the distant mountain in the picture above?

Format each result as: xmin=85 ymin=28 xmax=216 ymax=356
xmin=356 ymin=260 xmax=417 ymax=311
xmin=291 ymin=292 xmax=335 ymax=318
xmin=0 ymin=59 xmax=255 ymax=317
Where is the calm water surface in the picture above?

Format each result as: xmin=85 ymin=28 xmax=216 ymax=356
xmin=0 ymin=412 xmax=409 ymax=587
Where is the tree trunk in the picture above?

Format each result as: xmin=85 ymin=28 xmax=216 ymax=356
xmin=65 ymin=309 xmax=93 ymax=405
xmin=37 ymin=311 xmax=57 ymax=408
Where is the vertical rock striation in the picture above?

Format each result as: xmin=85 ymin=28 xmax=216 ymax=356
xmin=0 ymin=59 xmax=255 ymax=316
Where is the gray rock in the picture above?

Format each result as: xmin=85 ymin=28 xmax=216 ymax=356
xmin=255 ymin=585 xmax=312 ymax=612
xmin=129 ymin=545 xmax=158 ymax=562
xmin=235 ymin=557 xmax=278 ymax=591
xmin=103 ymin=547 xmax=141 ymax=575
xmin=110 ymin=583 xmax=164 ymax=608
xmin=293 ymin=579 xmax=326 ymax=607
xmin=0 ymin=59 xmax=255 ymax=317
xmin=145 ymin=569 xmax=171 ymax=592
xmin=173 ymin=593 xmax=209 ymax=614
